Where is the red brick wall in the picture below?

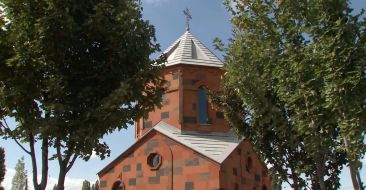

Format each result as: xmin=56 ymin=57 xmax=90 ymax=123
xmin=99 ymin=131 xmax=221 ymax=190
xmin=135 ymin=66 xmax=182 ymax=139
xmin=220 ymin=140 xmax=271 ymax=190
xmin=135 ymin=64 xmax=231 ymax=139
xmin=180 ymin=65 xmax=230 ymax=133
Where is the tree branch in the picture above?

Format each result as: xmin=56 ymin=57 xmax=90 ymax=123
xmin=0 ymin=120 xmax=31 ymax=154
xmin=56 ymin=138 xmax=63 ymax=166
xmin=66 ymin=154 xmax=78 ymax=173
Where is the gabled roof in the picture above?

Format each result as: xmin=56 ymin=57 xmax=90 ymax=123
xmin=98 ymin=121 xmax=241 ymax=175
xmin=155 ymin=121 xmax=240 ymax=163
xmin=163 ymin=31 xmax=224 ymax=67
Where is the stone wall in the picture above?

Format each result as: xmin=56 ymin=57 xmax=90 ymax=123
xmin=99 ymin=131 xmax=221 ymax=190
xmin=220 ymin=140 xmax=271 ymax=190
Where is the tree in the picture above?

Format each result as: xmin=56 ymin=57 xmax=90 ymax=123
xmin=11 ymin=157 xmax=27 ymax=190
xmin=91 ymin=180 xmax=99 ymax=190
xmin=0 ymin=0 xmax=166 ymax=190
xmin=0 ymin=147 xmax=5 ymax=188
xmin=81 ymin=180 xmax=91 ymax=190
xmin=52 ymin=184 xmax=58 ymax=190
xmin=215 ymin=0 xmax=365 ymax=189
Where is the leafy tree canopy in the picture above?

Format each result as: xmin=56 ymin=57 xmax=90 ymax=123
xmin=11 ymin=157 xmax=27 ymax=190
xmin=81 ymin=180 xmax=91 ymax=190
xmin=213 ymin=0 xmax=366 ymax=189
xmin=0 ymin=0 xmax=166 ymax=189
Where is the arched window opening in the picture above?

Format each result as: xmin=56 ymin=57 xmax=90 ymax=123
xmin=197 ymin=87 xmax=209 ymax=124
xmin=246 ymin=156 xmax=253 ymax=172
xmin=112 ymin=181 xmax=124 ymax=190
xmin=263 ymin=185 xmax=267 ymax=190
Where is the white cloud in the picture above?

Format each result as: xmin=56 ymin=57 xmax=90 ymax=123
xmin=3 ymin=167 xmax=85 ymax=190
xmin=3 ymin=167 xmax=15 ymax=190
xmin=89 ymin=151 xmax=98 ymax=160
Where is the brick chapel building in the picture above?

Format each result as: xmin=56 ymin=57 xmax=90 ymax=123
xmin=97 ymin=30 xmax=271 ymax=190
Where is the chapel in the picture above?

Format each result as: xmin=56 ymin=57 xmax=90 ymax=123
xmin=97 ymin=29 xmax=271 ymax=190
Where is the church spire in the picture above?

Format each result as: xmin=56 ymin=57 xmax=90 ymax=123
xmin=183 ymin=8 xmax=192 ymax=31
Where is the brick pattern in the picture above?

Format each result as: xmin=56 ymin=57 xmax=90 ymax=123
xmin=143 ymin=121 xmax=152 ymax=129
xmin=100 ymin=180 xmax=107 ymax=188
xmin=113 ymin=63 xmax=271 ymax=190
xmin=183 ymin=116 xmax=196 ymax=124
xmin=219 ymin=140 xmax=271 ymax=190
xmin=135 ymin=65 xmax=231 ymax=139
xmin=99 ymin=132 xmax=221 ymax=190
xmin=161 ymin=112 xmax=169 ymax=119
xmin=216 ymin=111 xmax=224 ymax=119
xmin=99 ymin=134 xmax=271 ymax=190
xmin=185 ymin=182 xmax=194 ymax=190
xmin=172 ymin=72 xmax=179 ymax=80
xmin=181 ymin=65 xmax=230 ymax=133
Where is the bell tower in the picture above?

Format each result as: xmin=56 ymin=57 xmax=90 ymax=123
xmin=100 ymin=9 xmax=271 ymax=190
xmin=134 ymin=30 xmax=230 ymax=139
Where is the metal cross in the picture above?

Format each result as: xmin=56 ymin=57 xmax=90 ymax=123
xmin=183 ymin=8 xmax=192 ymax=31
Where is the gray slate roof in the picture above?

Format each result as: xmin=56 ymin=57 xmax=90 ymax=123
xmin=163 ymin=31 xmax=224 ymax=67
xmin=155 ymin=121 xmax=240 ymax=163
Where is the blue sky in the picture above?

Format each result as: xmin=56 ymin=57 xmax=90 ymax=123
xmin=1 ymin=0 xmax=366 ymax=189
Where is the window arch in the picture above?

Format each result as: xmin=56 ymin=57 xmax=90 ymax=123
xmin=197 ymin=87 xmax=209 ymax=124
xmin=112 ymin=181 xmax=124 ymax=190
xmin=246 ymin=156 xmax=253 ymax=172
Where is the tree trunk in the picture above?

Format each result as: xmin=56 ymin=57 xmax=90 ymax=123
xmin=29 ymin=136 xmax=48 ymax=190
xmin=315 ymin=155 xmax=326 ymax=190
xmin=349 ymin=162 xmax=361 ymax=190
xmin=40 ymin=138 xmax=49 ymax=190
xmin=356 ymin=171 xmax=363 ymax=189
xmin=57 ymin=166 xmax=67 ymax=190
xmin=56 ymin=139 xmax=78 ymax=190
xmin=344 ymin=137 xmax=363 ymax=190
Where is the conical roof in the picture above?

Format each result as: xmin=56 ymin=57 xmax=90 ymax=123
xmin=163 ymin=31 xmax=224 ymax=67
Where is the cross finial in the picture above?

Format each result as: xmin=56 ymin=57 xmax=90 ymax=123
xmin=183 ymin=8 xmax=192 ymax=31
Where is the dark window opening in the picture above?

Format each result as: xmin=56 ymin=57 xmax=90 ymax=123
xmin=216 ymin=111 xmax=224 ymax=119
xmin=233 ymin=168 xmax=238 ymax=176
xmin=246 ymin=157 xmax=253 ymax=172
xmin=197 ymin=87 xmax=209 ymax=124
xmin=147 ymin=153 xmax=162 ymax=169
xmin=111 ymin=181 xmax=124 ymax=190
xmin=235 ymin=183 xmax=239 ymax=190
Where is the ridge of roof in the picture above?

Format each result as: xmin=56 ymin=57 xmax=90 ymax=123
xmin=154 ymin=121 xmax=240 ymax=163
xmin=163 ymin=31 xmax=224 ymax=68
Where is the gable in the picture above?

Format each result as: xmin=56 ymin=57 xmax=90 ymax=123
xmin=98 ymin=121 xmax=241 ymax=176
xmin=97 ymin=130 xmax=222 ymax=189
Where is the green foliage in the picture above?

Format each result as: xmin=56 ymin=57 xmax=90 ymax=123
xmin=0 ymin=147 xmax=5 ymax=186
xmin=11 ymin=157 xmax=27 ymax=190
xmin=91 ymin=180 xmax=99 ymax=190
xmin=0 ymin=0 xmax=166 ymax=189
xmin=81 ymin=180 xmax=90 ymax=190
xmin=216 ymin=0 xmax=366 ymax=189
